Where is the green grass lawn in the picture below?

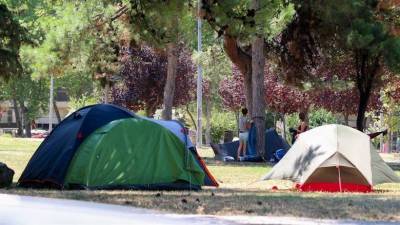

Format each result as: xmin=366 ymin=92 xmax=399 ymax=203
xmin=2 ymin=135 xmax=400 ymax=221
xmin=0 ymin=135 xmax=41 ymax=180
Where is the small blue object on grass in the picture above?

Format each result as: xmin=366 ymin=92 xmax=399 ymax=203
xmin=273 ymin=149 xmax=286 ymax=162
xmin=223 ymin=156 xmax=235 ymax=162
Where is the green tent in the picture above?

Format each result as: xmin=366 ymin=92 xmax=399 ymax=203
xmin=65 ymin=118 xmax=205 ymax=190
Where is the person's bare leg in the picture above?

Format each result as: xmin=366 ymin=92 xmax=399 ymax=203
xmin=243 ymin=142 xmax=247 ymax=157
xmin=237 ymin=141 xmax=243 ymax=160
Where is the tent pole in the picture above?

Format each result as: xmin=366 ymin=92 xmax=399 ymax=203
xmin=337 ymin=155 xmax=342 ymax=192
xmin=337 ymin=165 xmax=342 ymax=192
xmin=195 ymin=0 xmax=203 ymax=148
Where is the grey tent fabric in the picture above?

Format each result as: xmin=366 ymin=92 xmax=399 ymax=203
xmin=262 ymin=124 xmax=400 ymax=187
xmin=370 ymin=144 xmax=400 ymax=185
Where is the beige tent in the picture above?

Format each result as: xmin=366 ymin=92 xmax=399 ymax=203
xmin=262 ymin=124 xmax=400 ymax=192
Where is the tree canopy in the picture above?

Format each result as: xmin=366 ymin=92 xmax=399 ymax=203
xmin=218 ymin=65 xmax=310 ymax=114
xmin=111 ymin=45 xmax=195 ymax=116
xmin=274 ymin=0 xmax=400 ymax=130
xmin=0 ymin=4 xmax=27 ymax=78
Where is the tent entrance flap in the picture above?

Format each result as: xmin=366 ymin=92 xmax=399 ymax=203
xmin=301 ymin=166 xmax=372 ymax=192
xmin=304 ymin=166 xmax=370 ymax=185
xmin=319 ymin=153 xmax=355 ymax=168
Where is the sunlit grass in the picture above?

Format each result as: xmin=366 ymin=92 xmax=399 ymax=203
xmin=0 ymin=135 xmax=41 ymax=180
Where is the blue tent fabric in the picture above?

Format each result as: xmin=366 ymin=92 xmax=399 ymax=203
xmin=248 ymin=126 xmax=290 ymax=160
xmin=19 ymin=104 xmax=136 ymax=188
xmin=219 ymin=141 xmax=240 ymax=159
xmin=218 ymin=128 xmax=289 ymax=161
xmin=247 ymin=125 xmax=257 ymax=156
xmin=145 ymin=119 xmax=195 ymax=149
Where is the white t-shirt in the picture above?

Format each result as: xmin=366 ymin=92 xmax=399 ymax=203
xmin=239 ymin=115 xmax=249 ymax=132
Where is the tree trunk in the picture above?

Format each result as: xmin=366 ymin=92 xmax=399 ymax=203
xmin=223 ymin=36 xmax=253 ymax=114
xmin=19 ymin=101 xmax=31 ymax=138
xmin=388 ymin=130 xmax=393 ymax=153
xmin=185 ymin=104 xmax=197 ymax=130
xmin=53 ymin=101 xmax=61 ymax=123
xmin=235 ymin=110 xmax=240 ymax=136
xmin=355 ymin=52 xmax=379 ymax=132
xmin=251 ymin=8 xmax=266 ymax=158
xmin=380 ymin=111 xmax=384 ymax=152
xmin=205 ymin=95 xmax=212 ymax=146
xmin=25 ymin=120 xmax=31 ymax=138
xmin=12 ymin=98 xmax=23 ymax=137
xmin=104 ymin=81 xmax=110 ymax=104
xmin=356 ymin=90 xmax=370 ymax=131
xmin=162 ymin=42 xmax=178 ymax=120
xmin=344 ymin=113 xmax=349 ymax=126
xmin=243 ymin=69 xmax=252 ymax=114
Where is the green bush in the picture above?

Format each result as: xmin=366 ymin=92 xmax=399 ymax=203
xmin=210 ymin=111 xmax=237 ymax=143
xmin=309 ymin=108 xmax=337 ymax=127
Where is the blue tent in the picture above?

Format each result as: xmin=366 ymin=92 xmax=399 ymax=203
xmin=19 ymin=104 xmax=136 ymax=188
xmin=247 ymin=126 xmax=290 ymax=160
xmin=217 ymin=127 xmax=289 ymax=161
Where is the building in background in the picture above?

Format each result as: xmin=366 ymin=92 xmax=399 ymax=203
xmin=0 ymin=88 xmax=70 ymax=131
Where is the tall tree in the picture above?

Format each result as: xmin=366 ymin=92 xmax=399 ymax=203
xmin=251 ymin=0 xmax=266 ymax=157
xmin=111 ymin=45 xmax=195 ymax=117
xmin=20 ymin=1 xmax=124 ymax=92
xmin=128 ymin=1 xmax=193 ymax=120
xmin=1 ymin=1 xmax=131 ymax=134
xmin=311 ymin=88 xmax=381 ymax=126
xmin=275 ymin=0 xmax=400 ymax=131
xmin=200 ymin=0 xmax=295 ymax=155
xmin=219 ymin=65 xmax=311 ymax=115
xmin=198 ymin=44 xmax=232 ymax=144
xmin=200 ymin=1 xmax=294 ymax=115
xmin=0 ymin=73 xmax=48 ymax=137
xmin=0 ymin=4 xmax=26 ymax=79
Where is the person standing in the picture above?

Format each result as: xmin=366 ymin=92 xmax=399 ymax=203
xmin=237 ymin=108 xmax=251 ymax=161
xmin=295 ymin=112 xmax=308 ymax=140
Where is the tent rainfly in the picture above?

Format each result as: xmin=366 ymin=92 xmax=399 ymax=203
xmin=262 ymin=124 xmax=400 ymax=192
xmin=19 ymin=104 xmax=218 ymax=190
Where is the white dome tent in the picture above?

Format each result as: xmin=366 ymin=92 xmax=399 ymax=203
xmin=262 ymin=124 xmax=400 ymax=192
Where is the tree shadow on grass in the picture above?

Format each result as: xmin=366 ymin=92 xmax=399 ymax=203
xmin=263 ymin=145 xmax=323 ymax=181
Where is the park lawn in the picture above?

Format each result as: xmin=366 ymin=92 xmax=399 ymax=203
xmin=1 ymin=135 xmax=400 ymax=221
xmin=0 ymin=135 xmax=41 ymax=180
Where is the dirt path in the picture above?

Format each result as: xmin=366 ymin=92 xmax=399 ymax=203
xmin=1 ymin=194 xmax=397 ymax=225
